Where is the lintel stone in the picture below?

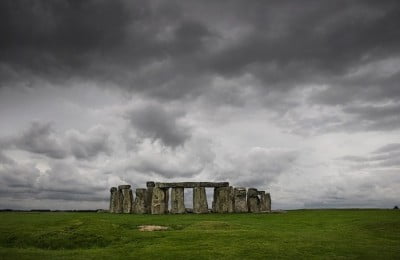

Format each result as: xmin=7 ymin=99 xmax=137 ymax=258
xmin=155 ymin=182 xmax=229 ymax=188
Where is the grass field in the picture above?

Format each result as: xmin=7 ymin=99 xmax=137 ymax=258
xmin=0 ymin=209 xmax=399 ymax=259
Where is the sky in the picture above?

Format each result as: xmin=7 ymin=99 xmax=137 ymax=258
xmin=0 ymin=0 xmax=400 ymax=210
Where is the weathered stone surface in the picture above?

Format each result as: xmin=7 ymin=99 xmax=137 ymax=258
xmin=109 ymin=181 xmax=271 ymax=214
xmin=265 ymin=193 xmax=271 ymax=212
xmin=213 ymin=186 xmax=234 ymax=213
xmin=120 ymin=187 xmax=133 ymax=213
xmin=129 ymin=189 xmax=134 ymax=213
xmin=145 ymin=187 xmax=153 ymax=214
xmin=116 ymin=188 xmax=123 ymax=213
xmin=134 ymin=188 xmax=147 ymax=214
xmin=193 ymin=187 xmax=208 ymax=213
xmin=156 ymin=182 xmax=229 ymax=188
xmin=146 ymin=181 xmax=155 ymax=187
xmin=151 ymin=187 xmax=168 ymax=214
xmin=247 ymin=188 xmax=261 ymax=213
xmin=109 ymin=187 xmax=119 ymax=213
xmin=234 ymin=187 xmax=248 ymax=213
xmin=228 ymin=186 xmax=235 ymax=213
xmin=170 ymin=187 xmax=185 ymax=214
xmin=259 ymin=191 xmax=267 ymax=212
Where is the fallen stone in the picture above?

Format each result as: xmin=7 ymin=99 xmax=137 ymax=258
xmin=138 ymin=225 xmax=168 ymax=232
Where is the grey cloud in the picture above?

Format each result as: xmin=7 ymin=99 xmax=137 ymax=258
xmin=2 ymin=0 xmax=399 ymax=103
xmin=131 ymin=159 xmax=202 ymax=179
xmin=126 ymin=103 xmax=191 ymax=147
xmin=0 ymin=0 xmax=214 ymax=99
xmin=280 ymin=101 xmax=400 ymax=136
xmin=0 ymin=153 xmax=40 ymax=189
xmin=373 ymin=143 xmax=400 ymax=154
xmin=339 ymin=143 xmax=400 ymax=169
xmin=216 ymin=147 xmax=299 ymax=189
xmin=36 ymin=162 xmax=106 ymax=194
xmin=2 ymin=0 xmax=400 ymax=137
xmin=5 ymin=121 xmax=67 ymax=159
xmin=1 ymin=121 xmax=111 ymax=160
xmin=126 ymin=137 xmax=214 ymax=179
xmin=66 ymin=126 xmax=112 ymax=159
xmin=0 ymin=157 xmax=107 ymax=206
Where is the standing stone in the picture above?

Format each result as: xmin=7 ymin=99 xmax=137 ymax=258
xmin=213 ymin=186 xmax=234 ymax=213
xmin=247 ymin=188 xmax=261 ymax=213
xmin=265 ymin=193 xmax=271 ymax=212
xmin=116 ymin=188 xmax=123 ymax=213
xmin=259 ymin=191 xmax=268 ymax=212
xmin=165 ymin=188 xmax=169 ymax=213
xmin=134 ymin=188 xmax=147 ymax=214
xmin=228 ymin=186 xmax=235 ymax=213
xmin=145 ymin=187 xmax=153 ymax=214
xmin=234 ymin=187 xmax=248 ymax=213
xmin=193 ymin=187 xmax=208 ymax=213
xmin=109 ymin=187 xmax=118 ymax=213
xmin=151 ymin=187 xmax=168 ymax=214
xmin=128 ymin=189 xmax=134 ymax=213
xmin=119 ymin=185 xmax=133 ymax=213
xmin=170 ymin=187 xmax=185 ymax=214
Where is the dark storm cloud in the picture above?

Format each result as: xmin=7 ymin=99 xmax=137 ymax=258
xmin=0 ymin=121 xmax=111 ymax=160
xmin=0 ymin=0 xmax=214 ymax=98
xmin=2 ymin=0 xmax=400 ymax=104
xmin=126 ymin=103 xmax=191 ymax=147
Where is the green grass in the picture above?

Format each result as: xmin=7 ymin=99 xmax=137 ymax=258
xmin=0 ymin=209 xmax=399 ymax=259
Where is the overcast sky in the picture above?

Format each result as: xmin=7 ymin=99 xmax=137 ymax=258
xmin=1 ymin=0 xmax=400 ymax=210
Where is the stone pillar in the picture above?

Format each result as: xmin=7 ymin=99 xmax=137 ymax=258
xmin=133 ymin=188 xmax=147 ymax=214
xmin=234 ymin=187 xmax=248 ymax=213
xmin=265 ymin=193 xmax=271 ymax=212
xmin=259 ymin=191 xmax=267 ymax=212
xmin=151 ymin=187 xmax=168 ymax=214
xmin=228 ymin=186 xmax=234 ymax=213
xmin=109 ymin=187 xmax=118 ymax=213
xmin=119 ymin=185 xmax=133 ymax=213
xmin=115 ymin=187 xmax=123 ymax=213
xmin=145 ymin=182 xmax=155 ymax=214
xmin=247 ymin=188 xmax=261 ymax=213
xmin=193 ymin=187 xmax=208 ymax=213
xmin=170 ymin=187 xmax=185 ymax=214
xmin=213 ymin=186 xmax=234 ymax=213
